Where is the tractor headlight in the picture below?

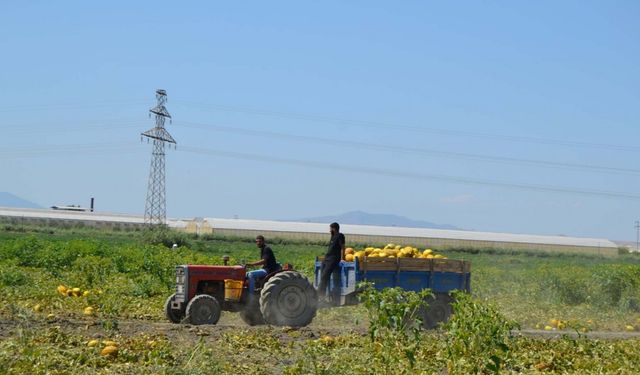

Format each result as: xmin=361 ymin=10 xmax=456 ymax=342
xmin=175 ymin=266 xmax=186 ymax=302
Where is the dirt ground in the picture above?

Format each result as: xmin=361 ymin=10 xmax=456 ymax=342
xmin=2 ymin=312 xmax=640 ymax=344
xmin=0 ymin=312 xmax=365 ymax=345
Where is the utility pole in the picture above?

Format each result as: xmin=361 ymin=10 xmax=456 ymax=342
xmin=635 ymin=220 xmax=639 ymax=252
xmin=142 ymin=89 xmax=176 ymax=227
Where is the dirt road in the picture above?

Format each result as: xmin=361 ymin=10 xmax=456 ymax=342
xmin=2 ymin=314 xmax=639 ymax=343
xmin=0 ymin=313 xmax=365 ymax=345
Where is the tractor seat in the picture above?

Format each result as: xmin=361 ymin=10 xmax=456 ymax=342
xmin=254 ymin=264 xmax=283 ymax=291
xmin=265 ymin=263 xmax=283 ymax=277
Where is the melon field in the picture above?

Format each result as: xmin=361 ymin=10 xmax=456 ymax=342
xmin=1 ymin=224 xmax=640 ymax=374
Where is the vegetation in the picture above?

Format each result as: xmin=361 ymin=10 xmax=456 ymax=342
xmin=1 ymin=224 xmax=640 ymax=373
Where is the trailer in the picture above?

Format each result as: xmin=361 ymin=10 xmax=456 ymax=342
xmin=165 ymin=254 xmax=470 ymax=329
xmin=314 ymin=256 xmax=471 ymax=328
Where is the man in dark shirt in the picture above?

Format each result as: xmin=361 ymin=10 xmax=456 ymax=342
xmin=318 ymin=222 xmax=345 ymax=306
xmin=246 ymin=235 xmax=279 ymax=292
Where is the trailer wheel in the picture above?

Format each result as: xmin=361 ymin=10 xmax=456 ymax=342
xmin=421 ymin=293 xmax=454 ymax=329
xmin=164 ymin=293 xmax=184 ymax=323
xmin=260 ymin=271 xmax=317 ymax=327
xmin=239 ymin=296 xmax=265 ymax=326
xmin=186 ymin=294 xmax=221 ymax=325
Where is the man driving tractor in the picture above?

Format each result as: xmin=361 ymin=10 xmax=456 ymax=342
xmin=245 ymin=235 xmax=280 ymax=291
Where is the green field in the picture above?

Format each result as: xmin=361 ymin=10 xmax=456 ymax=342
xmin=1 ymin=224 xmax=640 ymax=374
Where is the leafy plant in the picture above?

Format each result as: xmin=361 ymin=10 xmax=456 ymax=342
xmin=593 ymin=265 xmax=640 ymax=311
xmin=0 ymin=268 xmax=29 ymax=286
xmin=358 ymin=283 xmax=432 ymax=370
xmin=444 ymin=291 xmax=519 ymax=373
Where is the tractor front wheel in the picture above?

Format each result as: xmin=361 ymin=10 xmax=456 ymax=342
xmin=260 ymin=271 xmax=317 ymax=327
xmin=164 ymin=293 xmax=184 ymax=323
xmin=186 ymin=294 xmax=221 ymax=325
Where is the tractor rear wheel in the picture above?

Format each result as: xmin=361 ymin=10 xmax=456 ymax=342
xmin=239 ymin=296 xmax=265 ymax=326
xmin=164 ymin=293 xmax=184 ymax=323
xmin=260 ymin=271 xmax=317 ymax=327
xmin=420 ymin=293 xmax=454 ymax=329
xmin=186 ymin=294 xmax=221 ymax=325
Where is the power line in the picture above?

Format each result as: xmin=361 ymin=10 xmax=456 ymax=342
xmin=3 ymin=141 xmax=637 ymax=200
xmin=2 ymin=99 xmax=636 ymax=152
xmin=0 ymin=143 xmax=141 ymax=158
xmin=178 ymin=145 xmax=640 ymax=201
xmin=173 ymin=100 xmax=640 ymax=153
xmin=6 ymin=116 xmax=636 ymax=176
xmin=2 ymin=119 xmax=140 ymax=136
xmin=177 ymin=121 xmax=640 ymax=176
xmin=0 ymin=100 xmax=147 ymax=113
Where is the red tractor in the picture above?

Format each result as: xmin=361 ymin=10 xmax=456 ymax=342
xmin=164 ymin=261 xmax=318 ymax=327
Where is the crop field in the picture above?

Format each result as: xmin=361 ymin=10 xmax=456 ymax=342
xmin=1 ymin=224 xmax=640 ymax=374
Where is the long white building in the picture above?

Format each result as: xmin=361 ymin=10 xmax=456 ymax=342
xmin=0 ymin=207 xmax=619 ymax=256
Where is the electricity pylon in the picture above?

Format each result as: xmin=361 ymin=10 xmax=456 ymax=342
xmin=142 ymin=89 xmax=176 ymax=226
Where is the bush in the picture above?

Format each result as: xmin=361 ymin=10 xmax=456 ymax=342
xmin=358 ymin=284 xmax=431 ymax=370
xmin=142 ymin=228 xmax=192 ymax=248
xmin=444 ymin=292 xmax=519 ymax=374
xmin=131 ymin=274 xmax=166 ymax=297
xmin=0 ymin=268 xmax=29 ymax=286
xmin=540 ymin=268 xmax=590 ymax=305
xmin=593 ymin=265 xmax=640 ymax=311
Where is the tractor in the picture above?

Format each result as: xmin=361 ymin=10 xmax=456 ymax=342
xmin=164 ymin=259 xmax=318 ymax=327
xmin=165 ymin=255 xmax=470 ymax=329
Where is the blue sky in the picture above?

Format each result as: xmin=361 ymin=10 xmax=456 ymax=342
xmin=1 ymin=1 xmax=638 ymax=240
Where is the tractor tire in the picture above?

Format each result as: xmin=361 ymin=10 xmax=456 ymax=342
xmin=185 ymin=294 xmax=221 ymax=325
xmin=259 ymin=271 xmax=317 ymax=327
xmin=164 ymin=293 xmax=184 ymax=323
xmin=420 ymin=293 xmax=454 ymax=330
xmin=239 ymin=296 xmax=265 ymax=326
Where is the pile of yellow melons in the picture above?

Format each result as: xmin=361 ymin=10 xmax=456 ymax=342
xmin=343 ymin=243 xmax=447 ymax=262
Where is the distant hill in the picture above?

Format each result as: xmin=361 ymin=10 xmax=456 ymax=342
xmin=0 ymin=192 xmax=42 ymax=209
xmin=294 ymin=210 xmax=460 ymax=230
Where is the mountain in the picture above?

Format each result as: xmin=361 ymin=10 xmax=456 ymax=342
xmin=0 ymin=192 xmax=42 ymax=209
xmin=294 ymin=210 xmax=460 ymax=230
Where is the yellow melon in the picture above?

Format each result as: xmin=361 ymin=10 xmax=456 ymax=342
xmin=57 ymin=285 xmax=68 ymax=295
xmin=345 ymin=248 xmax=354 ymax=255
xmin=101 ymin=345 xmax=118 ymax=357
